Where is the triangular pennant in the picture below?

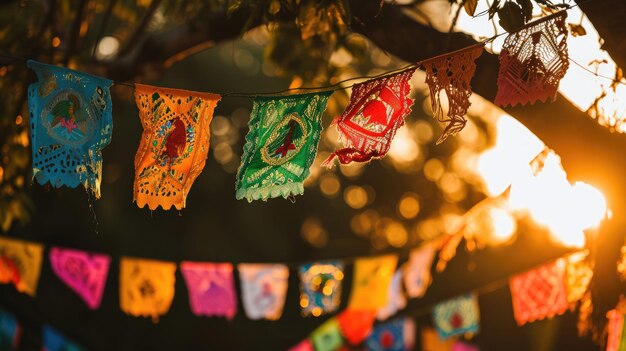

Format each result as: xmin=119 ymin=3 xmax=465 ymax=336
xmin=365 ymin=318 xmax=415 ymax=351
xmin=235 ymin=91 xmax=332 ymax=201
xmin=311 ymin=318 xmax=343 ymax=351
xmin=0 ymin=236 xmax=43 ymax=297
xmin=238 ymin=263 xmax=289 ymax=320
xmin=119 ymin=257 xmax=176 ymax=322
xmin=133 ymin=84 xmax=221 ymax=210
xmin=421 ymin=44 xmax=484 ymax=143
xmin=403 ymin=243 xmax=436 ymax=298
xmin=376 ymin=269 xmax=406 ymax=321
xmin=299 ymin=261 xmax=344 ymax=317
xmin=323 ymin=69 xmax=415 ymax=166
xmin=495 ymin=11 xmax=569 ymax=107
xmin=349 ymin=255 xmax=398 ymax=310
xmin=180 ymin=261 xmax=237 ymax=319
xmin=337 ymin=309 xmax=376 ymax=346
xmin=42 ymin=326 xmax=85 ymax=351
xmin=432 ymin=293 xmax=480 ymax=339
xmin=27 ymin=60 xmax=113 ymax=198
xmin=49 ymin=247 xmax=110 ymax=309
xmin=0 ymin=309 xmax=20 ymax=351
xmin=509 ymin=260 xmax=568 ymax=326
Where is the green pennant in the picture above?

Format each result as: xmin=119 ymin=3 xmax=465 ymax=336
xmin=311 ymin=318 xmax=343 ymax=351
xmin=235 ymin=91 xmax=332 ymax=202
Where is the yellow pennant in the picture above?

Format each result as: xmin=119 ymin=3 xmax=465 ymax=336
xmin=119 ymin=257 xmax=176 ymax=322
xmin=0 ymin=236 xmax=43 ymax=297
xmin=349 ymin=254 xmax=398 ymax=310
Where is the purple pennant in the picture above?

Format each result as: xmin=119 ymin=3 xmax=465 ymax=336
xmin=49 ymin=247 xmax=110 ymax=310
xmin=180 ymin=261 xmax=237 ymax=319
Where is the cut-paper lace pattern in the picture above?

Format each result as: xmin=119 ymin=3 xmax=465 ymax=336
xmin=495 ymin=11 xmax=569 ymax=107
xmin=27 ymin=60 xmax=113 ymax=198
xmin=134 ymin=84 xmax=220 ymax=210
xmin=323 ymin=69 xmax=415 ymax=166
xmin=432 ymin=293 xmax=480 ymax=339
xmin=119 ymin=257 xmax=176 ymax=322
xmin=421 ymin=44 xmax=484 ymax=144
xmin=236 ymin=91 xmax=332 ymax=202
xmin=49 ymin=247 xmax=110 ymax=310
xmin=509 ymin=260 xmax=568 ymax=326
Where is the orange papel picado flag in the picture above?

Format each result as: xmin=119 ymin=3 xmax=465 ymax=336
xmin=133 ymin=84 xmax=220 ymax=210
xmin=0 ymin=236 xmax=43 ymax=297
xmin=348 ymin=254 xmax=398 ymax=310
xmin=119 ymin=257 xmax=176 ymax=322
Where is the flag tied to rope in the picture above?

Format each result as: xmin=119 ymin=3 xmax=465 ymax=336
xmin=27 ymin=60 xmax=113 ymax=198
xmin=432 ymin=293 xmax=480 ymax=339
xmin=180 ymin=261 xmax=237 ymax=319
xmin=49 ymin=247 xmax=110 ymax=310
xmin=495 ymin=11 xmax=569 ymax=107
xmin=133 ymin=84 xmax=220 ymax=210
xmin=236 ymin=91 xmax=332 ymax=201
xmin=365 ymin=318 xmax=415 ymax=351
xmin=299 ymin=261 xmax=344 ymax=316
xmin=0 ymin=237 xmax=43 ymax=297
xmin=119 ymin=257 xmax=176 ymax=322
xmin=509 ymin=260 xmax=568 ymax=326
xmin=238 ymin=263 xmax=289 ymax=320
xmin=323 ymin=69 xmax=415 ymax=166
xmin=349 ymin=255 xmax=398 ymax=310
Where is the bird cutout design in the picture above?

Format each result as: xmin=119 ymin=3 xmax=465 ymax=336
xmin=133 ymin=84 xmax=220 ymax=210
xmin=27 ymin=60 xmax=113 ymax=198
xmin=323 ymin=69 xmax=415 ymax=167
xmin=261 ymin=112 xmax=308 ymax=166
xmin=236 ymin=92 xmax=332 ymax=202
xmin=273 ymin=119 xmax=297 ymax=158
xmin=50 ymin=94 xmax=81 ymax=134
xmin=163 ymin=118 xmax=187 ymax=163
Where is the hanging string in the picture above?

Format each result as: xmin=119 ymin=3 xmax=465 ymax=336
xmin=569 ymin=58 xmax=626 ymax=88
xmin=0 ymin=7 xmax=583 ymax=98
xmin=392 ymin=247 xmax=584 ymax=321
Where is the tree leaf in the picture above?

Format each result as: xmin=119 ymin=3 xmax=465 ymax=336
xmin=497 ymin=1 xmax=525 ymax=32
xmin=464 ymin=0 xmax=479 ymax=16
xmin=515 ymin=0 xmax=533 ymax=22
xmin=568 ymin=23 xmax=587 ymax=37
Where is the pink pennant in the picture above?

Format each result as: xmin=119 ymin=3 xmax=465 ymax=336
xmin=180 ymin=262 xmax=237 ymax=319
xmin=49 ymin=247 xmax=110 ymax=310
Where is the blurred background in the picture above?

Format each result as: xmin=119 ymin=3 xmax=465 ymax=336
xmin=1 ymin=0 xmax=625 ymax=350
